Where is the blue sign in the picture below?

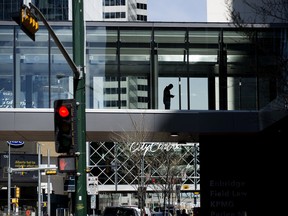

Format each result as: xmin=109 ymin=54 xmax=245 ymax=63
xmin=7 ymin=141 xmax=25 ymax=147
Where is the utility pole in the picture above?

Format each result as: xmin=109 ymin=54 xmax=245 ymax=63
xmin=72 ymin=1 xmax=87 ymax=215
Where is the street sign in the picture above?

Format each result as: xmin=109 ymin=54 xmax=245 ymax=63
xmin=87 ymin=176 xmax=98 ymax=195
xmin=90 ymin=195 xmax=96 ymax=209
xmin=7 ymin=141 xmax=24 ymax=148
xmin=45 ymin=169 xmax=57 ymax=175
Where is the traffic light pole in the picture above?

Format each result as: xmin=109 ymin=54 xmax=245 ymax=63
xmin=29 ymin=3 xmax=80 ymax=79
xmin=72 ymin=1 xmax=87 ymax=215
xmin=20 ymin=2 xmax=87 ymax=215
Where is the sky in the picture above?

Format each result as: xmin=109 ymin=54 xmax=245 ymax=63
xmin=147 ymin=0 xmax=207 ymax=22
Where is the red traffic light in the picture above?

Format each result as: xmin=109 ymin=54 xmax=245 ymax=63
xmin=59 ymin=106 xmax=70 ymax=118
xmin=54 ymin=99 xmax=76 ymax=153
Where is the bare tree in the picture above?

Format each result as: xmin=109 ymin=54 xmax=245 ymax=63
xmin=146 ymin=148 xmax=186 ymax=214
xmin=113 ymin=113 xmax=188 ymax=214
xmin=112 ymin=113 xmax=149 ymax=215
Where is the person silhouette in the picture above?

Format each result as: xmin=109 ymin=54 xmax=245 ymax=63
xmin=163 ymin=83 xmax=174 ymax=109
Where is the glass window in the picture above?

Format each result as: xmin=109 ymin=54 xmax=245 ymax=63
xmin=120 ymin=29 xmax=151 ymax=109
xmin=86 ymin=27 xmax=118 ymax=109
xmin=16 ymin=27 xmax=49 ymax=108
xmin=0 ymin=27 xmax=13 ymax=108
xmin=35 ymin=0 xmax=69 ymax=21
xmin=0 ymin=0 xmax=22 ymax=21
xmin=50 ymin=26 xmax=74 ymax=107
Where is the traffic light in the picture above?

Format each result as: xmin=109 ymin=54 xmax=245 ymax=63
xmin=54 ymin=99 xmax=76 ymax=153
xmin=12 ymin=5 xmax=39 ymax=41
xmin=15 ymin=187 xmax=20 ymax=198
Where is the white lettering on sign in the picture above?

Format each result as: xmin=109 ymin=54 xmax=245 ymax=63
xmin=129 ymin=142 xmax=181 ymax=156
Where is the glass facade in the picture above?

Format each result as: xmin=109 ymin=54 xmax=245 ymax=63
xmin=0 ymin=22 xmax=287 ymax=110
xmin=34 ymin=0 xmax=69 ymax=21
xmin=0 ymin=0 xmax=22 ymax=21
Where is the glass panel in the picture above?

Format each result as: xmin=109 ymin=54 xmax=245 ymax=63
xmin=0 ymin=1 xmax=22 ymax=21
xmin=0 ymin=27 xmax=13 ymax=108
xmin=51 ymin=26 xmax=74 ymax=107
xmin=155 ymin=30 xmax=186 ymax=44
xmin=180 ymin=77 xmax=188 ymax=110
xmin=189 ymin=30 xmax=219 ymax=110
xmin=16 ymin=27 xmax=49 ymax=108
xmin=35 ymin=0 xmax=69 ymax=21
xmin=120 ymin=29 xmax=151 ymax=43
xmin=189 ymin=30 xmax=219 ymax=76
xmin=190 ymin=78 xmax=208 ymax=110
xmin=224 ymin=30 xmax=256 ymax=75
xmin=120 ymin=47 xmax=150 ymax=109
xmin=119 ymin=29 xmax=151 ymax=109
xmin=87 ymin=27 xmax=118 ymax=109
xmin=227 ymin=77 xmax=257 ymax=110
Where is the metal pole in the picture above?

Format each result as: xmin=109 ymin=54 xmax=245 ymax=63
xmin=194 ymin=144 xmax=197 ymax=191
xmin=73 ymin=0 xmax=87 ymax=215
xmin=47 ymin=149 xmax=51 ymax=216
xmin=8 ymin=143 xmax=11 ymax=215
xmin=114 ymin=144 xmax=118 ymax=192
xmin=38 ymin=143 xmax=41 ymax=216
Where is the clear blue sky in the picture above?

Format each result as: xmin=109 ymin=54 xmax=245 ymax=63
xmin=147 ymin=0 xmax=207 ymax=22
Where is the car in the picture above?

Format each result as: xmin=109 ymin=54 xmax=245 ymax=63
xmin=102 ymin=206 xmax=140 ymax=216
xmin=121 ymin=205 xmax=152 ymax=216
xmin=143 ymin=207 xmax=152 ymax=216
xmin=151 ymin=211 xmax=172 ymax=216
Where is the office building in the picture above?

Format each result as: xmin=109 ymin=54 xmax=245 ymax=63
xmin=0 ymin=20 xmax=287 ymax=215
xmin=0 ymin=1 xmax=287 ymax=215
xmin=0 ymin=0 xmax=147 ymax=21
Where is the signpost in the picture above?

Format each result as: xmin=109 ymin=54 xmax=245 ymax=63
xmin=87 ymin=176 xmax=98 ymax=195
xmin=87 ymin=177 xmax=98 ymax=216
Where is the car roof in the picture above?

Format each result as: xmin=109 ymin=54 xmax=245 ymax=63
xmin=103 ymin=206 xmax=140 ymax=216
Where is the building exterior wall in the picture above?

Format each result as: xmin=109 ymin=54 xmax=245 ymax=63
xmin=0 ymin=22 xmax=284 ymax=111
xmin=207 ymin=0 xmax=228 ymax=22
xmin=0 ymin=21 xmax=287 ymax=215
xmin=0 ymin=0 xmax=147 ymax=22
xmin=207 ymin=0 xmax=288 ymax=23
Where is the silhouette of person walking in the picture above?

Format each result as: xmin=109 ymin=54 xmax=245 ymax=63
xmin=163 ymin=83 xmax=174 ymax=109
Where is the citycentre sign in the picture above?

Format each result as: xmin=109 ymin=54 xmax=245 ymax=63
xmin=129 ymin=142 xmax=181 ymax=156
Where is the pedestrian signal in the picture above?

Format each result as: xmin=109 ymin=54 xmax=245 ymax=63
xmin=58 ymin=156 xmax=76 ymax=173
